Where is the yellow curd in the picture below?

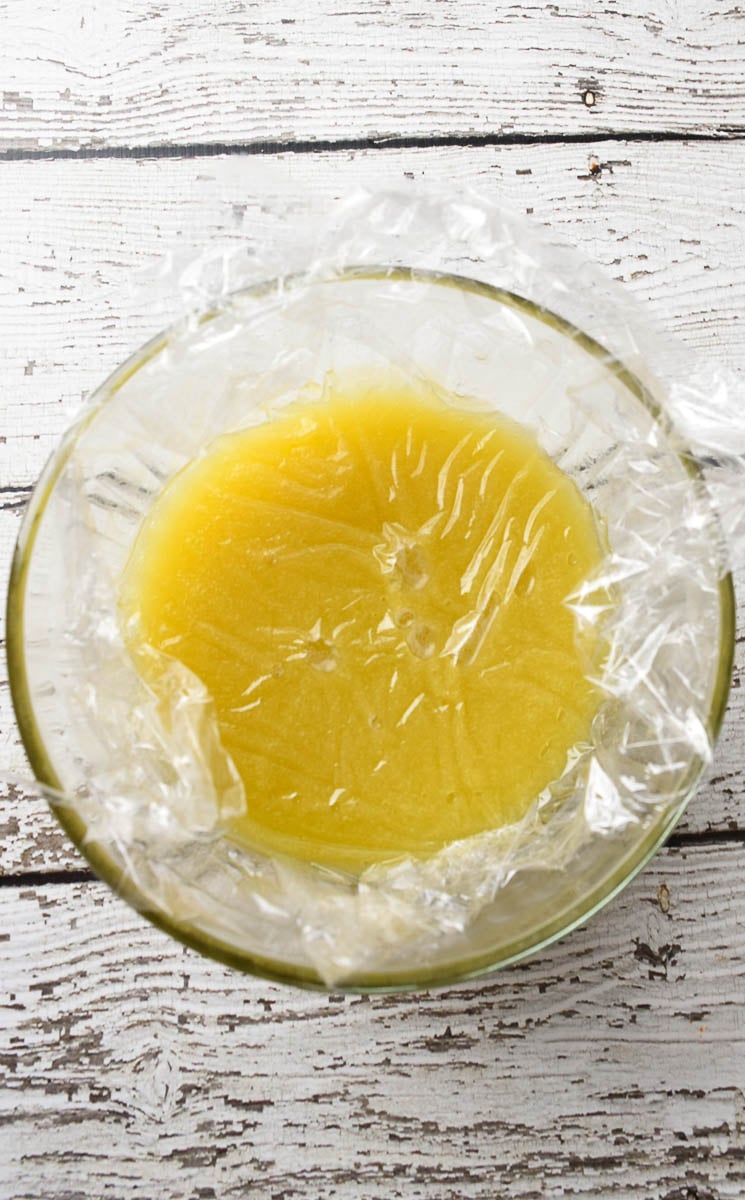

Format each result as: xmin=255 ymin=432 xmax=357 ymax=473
xmin=121 ymin=381 xmax=603 ymax=869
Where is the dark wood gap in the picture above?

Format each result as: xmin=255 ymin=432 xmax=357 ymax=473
xmin=667 ymin=826 xmax=745 ymax=849
xmin=0 ymin=868 xmax=96 ymax=888
xmin=2 ymin=128 xmax=745 ymax=163
xmin=0 ymin=828 xmax=742 ymax=889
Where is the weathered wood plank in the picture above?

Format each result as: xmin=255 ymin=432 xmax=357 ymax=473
xmin=1 ymin=841 xmax=743 ymax=1198
xmin=2 ymin=143 xmax=745 ymax=873
xmin=2 ymin=144 xmax=745 ymax=491
xmin=3 ymin=0 xmax=745 ymax=150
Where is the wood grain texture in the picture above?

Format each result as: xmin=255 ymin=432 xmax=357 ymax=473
xmin=1 ymin=841 xmax=744 ymax=1199
xmin=2 ymin=143 xmax=745 ymax=875
xmin=1 ymin=3 xmax=744 ymax=1193
xmin=3 ymin=0 xmax=745 ymax=150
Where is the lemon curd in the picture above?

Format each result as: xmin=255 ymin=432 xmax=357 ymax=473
xmin=121 ymin=382 xmax=603 ymax=870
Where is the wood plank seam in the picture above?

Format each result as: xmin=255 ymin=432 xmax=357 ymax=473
xmin=3 ymin=129 xmax=745 ymax=164
xmin=0 ymin=828 xmax=743 ymax=887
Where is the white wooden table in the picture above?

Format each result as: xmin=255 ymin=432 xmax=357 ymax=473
xmin=1 ymin=4 xmax=744 ymax=1197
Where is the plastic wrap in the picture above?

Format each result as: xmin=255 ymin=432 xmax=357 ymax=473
xmin=8 ymin=188 xmax=744 ymax=988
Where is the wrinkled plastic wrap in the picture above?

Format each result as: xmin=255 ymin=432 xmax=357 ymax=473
xmin=11 ymin=189 xmax=745 ymax=988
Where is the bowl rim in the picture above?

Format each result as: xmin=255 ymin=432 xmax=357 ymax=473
xmin=6 ymin=265 xmax=736 ymax=993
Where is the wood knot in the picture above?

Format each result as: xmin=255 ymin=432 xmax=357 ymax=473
xmin=578 ymin=78 xmax=600 ymax=108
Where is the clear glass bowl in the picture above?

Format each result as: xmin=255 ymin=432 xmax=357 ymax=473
xmin=7 ymin=268 xmax=734 ymax=991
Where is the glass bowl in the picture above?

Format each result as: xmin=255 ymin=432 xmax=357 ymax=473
xmin=7 ymin=268 xmax=734 ymax=991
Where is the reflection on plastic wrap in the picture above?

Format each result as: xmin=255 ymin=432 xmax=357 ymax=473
xmin=11 ymin=189 xmax=743 ymax=987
